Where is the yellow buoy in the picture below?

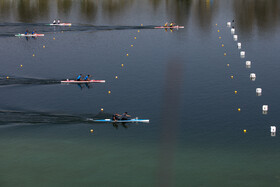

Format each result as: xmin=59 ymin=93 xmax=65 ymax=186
xmin=121 ymin=64 xmax=124 ymax=67
xmin=33 ymin=54 xmax=35 ymax=57
xmin=53 ymin=37 xmax=55 ymax=40
xmin=218 ymin=30 xmax=220 ymax=32
xmin=90 ymin=129 xmax=94 ymax=133
xmin=235 ymin=91 xmax=237 ymax=94
xmin=43 ymin=45 xmax=45 ymax=48
xmin=115 ymin=76 xmax=118 ymax=79
xmin=219 ymin=37 xmax=221 ymax=39
xmin=126 ymin=54 xmax=129 ymax=56
xmin=227 ymin=64 xmax=230 ymax=67
xmin=231 ymin=76 xmax=234 ymax=79
xmin=131 ymin=45 xmax=133 ymax=47
xmin=101 ymin=108 xmax=104 ymax=111
xmin=238 ymin=108 xmax=241 ymax=111
xmin=108 ymin=91 xmax=111 ymax=94
xmin=244 ymin=129 xmax=247 ymax=133
xmin=222 ymin=44 xmax=224 ymax=47
xmin=138 ymin=30 xmax=140 ymax=33
xmin=216 ymin=24 xmax=218 ymax=26
xmin=134 ymin=37 xmax=136 ymax=39
xmin=20 ymin=64 xmax=23 ymax=67
xmin=224 ymin=53 xmax=226 ymax=56
xmin=6 ymin=76 xmax=9 ymax=79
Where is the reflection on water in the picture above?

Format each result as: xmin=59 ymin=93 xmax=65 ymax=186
xmin=233 ymin=0 xmax=280 ymax=34
xmin=80 ymin=0 xmax=97 ymax=21
xmin=166 ymin=0 xmax=192 ymax=24
xmin=193 ymin=0 xmax=218 ymax=29
xmin=57 ymin=0 xmax=72 ymax=15
xmin=0 ymin=0 xmax=279 ymax=34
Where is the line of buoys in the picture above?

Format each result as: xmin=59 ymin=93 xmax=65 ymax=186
xmin=225 ymin=21 xmax=275 ymax=135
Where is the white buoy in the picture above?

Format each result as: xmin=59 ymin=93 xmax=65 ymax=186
xmin=271 ymin=126 xmax=276 ymax=136
xmin=250 ymin=73 xmax=256 ymax=81
xmin=227 ymin=22 xmax=231 ymax=27
xmin=237 ymin=42 xmax=241 ymax=49
xmin=240 ymin=51 xmax=245 ymax=56
xmin=231 ymin=28 xmax=235 ymax=34
xmin=271 ymin=126 xmax=276 ymax=133
xmin=246 ymin=61 xmax=251 ymax=68
xmin=256 ymin=88 xmax=262 ymax=96
xmin=262 ymin=105 xmax=268 ymax=115
xmin=233 ymin=35 xmax=238 ymax=41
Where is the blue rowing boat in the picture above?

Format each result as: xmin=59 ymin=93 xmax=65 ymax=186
xmin=92 ymin=119 xmax=149 ymax=123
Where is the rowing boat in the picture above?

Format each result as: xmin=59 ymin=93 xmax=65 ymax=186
xmin=154 ymin=25 xmax=184 ymax=29
xmin=15 ymin=34 xmax=44 ymax=37
xmin=48 ymin=23 xmax=72 ymax=26
xmin=92 ymin=119 xmax=150 ymax=123
xmin=61 ymin=79 xmax=105 ymax=83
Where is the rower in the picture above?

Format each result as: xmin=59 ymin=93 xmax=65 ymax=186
xmin=84 ymin=75 xmax=90 ymax=81
xmin=112 ymin=113 xmax=121 ymax=121
xmin=57 ymin=19 xmax=61 ymax=24
xmin=121 ymin=112 xmax=131 ymax=120
xmin=53 ymin=19 xmax=56 ymax=24
xmin=164 ymin=22 xmax=168 ymax=27
xmin=25 ymin=29 xmax=29 ymax=35
xmin=31 ymin=30 xmax=36 ymax=35
xmin=170 ymin=22 xmax=175 ymax=27
xmin=76 ymin=74 xmax=83 ymax=81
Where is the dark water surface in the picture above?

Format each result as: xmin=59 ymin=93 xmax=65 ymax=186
xmin=1 ymin=0 xmax=280 ymax=186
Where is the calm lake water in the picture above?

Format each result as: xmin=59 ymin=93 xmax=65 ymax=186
xmin=1 ymin=0 xmax=280 ymax=186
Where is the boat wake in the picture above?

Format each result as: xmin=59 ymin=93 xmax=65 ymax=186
xmin=0 ymin=22 xmax=156 ymax=37
xmin=0 ymin=77 xmax=60 ymax=87
xmin=0 ymin=110 xmax=112 ymax=126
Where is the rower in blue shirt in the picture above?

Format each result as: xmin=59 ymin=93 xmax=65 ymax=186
xmin=77 ymin=74 xmax=83 ymax=81
xmin=25 ymin=30 xmax=29 ymax=35
xmin=84 ymin=75 xmax=90 ymax=81
xmin=31 ymin=30 xmax=36 ymax=35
